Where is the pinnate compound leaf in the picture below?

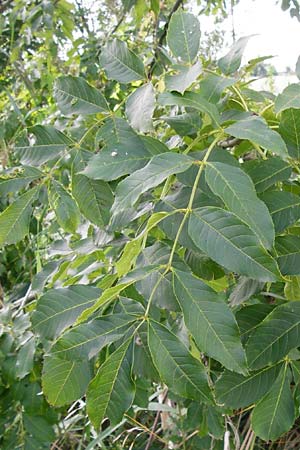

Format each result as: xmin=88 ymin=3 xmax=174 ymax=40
xmin=275 ymin=83 xmax=300 ymax=114
xmin=251 ymin=364 xmax=295 ymax=441
xmin=276 ymin=235 xmax=300 ymax=275
xmin=205 ymin=162 xmax=275 ymax=249
xmin=72 ymin=174 xmax=113 ymax=226
xmin=218 ymin=36 xmax=252 ymax=75
xmin=167 ymin=10 xmax=200 ymax=63
xmin=225 ymin=116 xmax=288 ymax=159
xmin=215 ymin=364 xmax=282 ymax=409
xmin=112 ymin=152 xmax=193 ymax=212
xmin=42 ymin=356 xmax=93 ymax=406
xmin=243 ymin=157 xmax=291 ymax=193
xmin=260 ymin=191 xmax=300 ymax=233
xmin=125 ymin=83 xmax=155 ymax=132
xmin=87 ymin=338 xmax=135 ymax=428
xmin=148 ymin=320 xmax=213 ymax=404
xmin=54 ymin=75 xmax=110 ymax=115
xmin=0 ymin=187 xmax=39 ymax=246
xmin=246 ymin=301 xmax=300 ymax=369
xmin=188 ymin=207 xmax=281 ymax=282
xmin=49 ymin=181 xmax=80 ymax=234
xmin=99 ymin=39 xmax=145 ymax=83
xmin=15 ymin=125 xmax=72 ymax=166
xmin=31 ymin=285 xmax=101 ymax=340
xmin=173 ymin=270 xmax=248 ymax=374
xmin=165 ymin=61 xmax=202 ymax=94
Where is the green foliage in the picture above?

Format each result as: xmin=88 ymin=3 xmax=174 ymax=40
xmin=2 ymin=1 xmax=300 ymax=449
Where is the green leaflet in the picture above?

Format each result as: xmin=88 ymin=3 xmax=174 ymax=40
xmin=135 ymin=242 xmax=184 ymax=311
xmin=166 ymin=10 xmax=200 ymax=64
xmin=22 ymin=414 xmax=55 ymax=449
xmin=236 ymin=303 xmax=275 ymax=344
xmin=72 ymin=174 xmax=113 ymax=227
xmin=225 ymin=116 xmax=288 ymax=159
xmin=0 ymin=166 xmax=42 ymax=195
xmin=42 ymin=315 xmax=137 ymax=407
xmin=48 ymin=314 xmax=137 ymax=360
xmin=218 ymin=36 xmax=252 ymax=75
xmin=0 ymin=187 xmax=39 ymax=246
xmin=112 ymin=152 xmax=193 ymax=212
xmin=228 ymin=277 xmax=264 ymax=307
xmin=246 ymin=301 xmax=300 ymax=369
xmin=285 ymin=276 xmax=300 ymax=300
xmin=15 ymin=125 xmax=72 ymax=166
xmin=158 ymin=91 xmax=221 ymax=126
xmin=125 ymin=83 xmax=155 ymax=132
xmin=42 ymin=356 xmax=93 ymax=407
xmin=184 ymin=249 xmax=224 ymax=281
xmin=32 ymin=285 xmax=101 ymax=340
xmin=199 ymin=73 xmax=235 ymax=103
xmin=82 ymin=118 xmax=166 ymax=181
xmin=243 ymin=157 xmax=292 ymax=193
xmin=31 ymin=261 xmax=59 ymax=293
xmin=205 ymin=162 xmax=275 ymax=249
xmin=215 ymin=364 xmax=282 ymax=408
xmin=49 ymin=180 xmax=80 ymax=234
xmin=165 ymin=61 xmax=202 ymax=94
xmin=99 ymin=39 xmax=145 ymax=83
xmin=173 ymin=270 xmax=247 ymax=375
xmin=54 ymin=75 xmax=110 ymax=115
xmin=148 ymin=320 xmax=213 ymax=404
xmin=87 ymin=338 xmax=135 ymax=428
xmin=15 ymin=337 xmax=36 ymax=380
xmin=274 ymin=83 xmax=300 ymax=114
xmin=188 ymin=207 xmax=281 ymax=282
xmin=162 ymin=112 xmax=202 ymax=136
xmin=251 ymin=364 xmax=295 ymax=441
xmin=276 ymin=235 xmax=300 ymax=275
xmin=261 ymin=191 xmax=300 ymax=234
xmin=279 ymin=108 xmax=300 ymax=159
xmin=116 ymin=211 xmax=171 ymax=277
xmin=75 ymin=265 xmax=160 ymax=324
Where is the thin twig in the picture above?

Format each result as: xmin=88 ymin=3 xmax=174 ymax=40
xmin=245 ymin=431 xmax=255 ymax=450
xmin=240 ymin=426 xmax=252 ymax=450
xmin=144 ymin=389 xmax=169 ymax=450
